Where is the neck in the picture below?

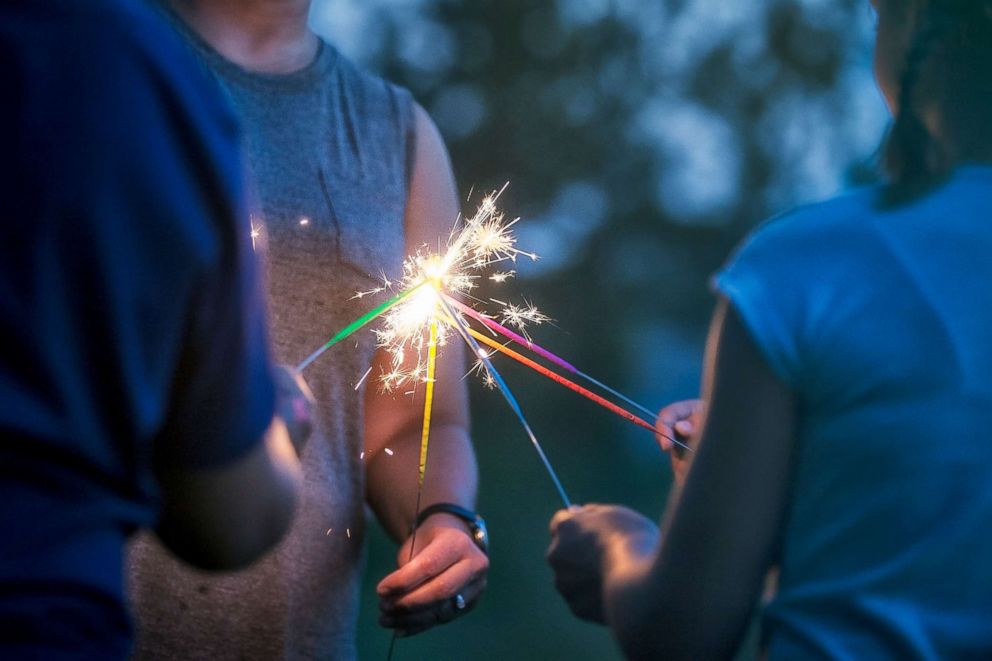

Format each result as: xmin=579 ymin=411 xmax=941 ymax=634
xmin=169 ymin=0 xmax=318 ymax=74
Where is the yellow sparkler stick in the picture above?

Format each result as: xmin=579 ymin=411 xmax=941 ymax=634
xmin=418 ymin=317 xmax=440 ymax=490
xmin=386 ymin=314 xmax=440 ymax=661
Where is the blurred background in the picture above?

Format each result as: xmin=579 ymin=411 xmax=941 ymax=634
xmin=310 ymin=0 xmax=888 ymax=658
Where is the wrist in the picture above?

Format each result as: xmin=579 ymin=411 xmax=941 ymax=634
xmin=415 ymin=502 xmax=489 ymax=555
xmin=417 ymin=512 xmax=471 ymax=535
xmin=605 ymin=528 xmax=657 ymax=583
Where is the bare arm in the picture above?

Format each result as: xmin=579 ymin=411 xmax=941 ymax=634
xmin=155 ymin=422 xmax=301 ymax=570
xmin=607 ymin=298 xmax=795 ymax=659
xmin=364 ymin=103 xmax=486 ymax=636
xmin=156 ymin=366 xmax=313 ymax=571
xmin=549 ymin=298 xmax=796 ymax=659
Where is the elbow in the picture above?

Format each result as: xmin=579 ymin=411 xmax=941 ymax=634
xmin=155 ymin=433 xmax=303 ymax=571
xmin=611 ymin=605 xmax=669 ymax=661
xmin=607 ymin=581 xmax=733 ymax=661
xmin=156 ymin=480 xmax=299 ymax=572
xmin=612 ymin=604 xmax=742 ymax=661
xmin=614 ymin=619 xmax=716 ymax=661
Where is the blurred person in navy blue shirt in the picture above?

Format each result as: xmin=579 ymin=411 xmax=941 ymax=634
xmin=0 ymin=0 xmax=315 ymax=658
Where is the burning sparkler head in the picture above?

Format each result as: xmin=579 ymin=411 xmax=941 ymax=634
xmin=367 ymin=187 xmax=549 ymax=392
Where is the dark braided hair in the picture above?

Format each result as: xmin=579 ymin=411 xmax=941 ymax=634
xmin=882 ymin=0 xmax=992 ymax=203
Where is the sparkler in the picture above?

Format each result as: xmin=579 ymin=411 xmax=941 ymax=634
xmin=437 ymin=312 xmax=693 ymax=455
xmin=444 ymin=295 xmax=661 ymax=422
xmin=441 ymin=294 xmax=692 ymax=453
xmin=299 ymin=187 xmax=684 ymax=513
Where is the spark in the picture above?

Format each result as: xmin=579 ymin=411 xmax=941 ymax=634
xmin=355 ymin=366 xmax=374 ymax=391
xmin=360 ymin=451 xmax=365 ymax=460
xmin=326 ymin=528 xmax=333 ymax=536
xmin=384 ymin=447 xmax=394 ymax=456
xmin=490 ymin=271 xmax=515 ymax=283
xmin=352 ymin=274 xmax=392 ymax=301
xmin=491 ymin=298 xmax=550 ymax=339
xmin=351 ymin=286 xmax=386 ymax=300
xmin=346 ymin=528 xmax=351 ymax=539
xmin=250 ymin=222 xmax=261 ymax=251
xmin=299 ymin=217 xmax=310 ymax=227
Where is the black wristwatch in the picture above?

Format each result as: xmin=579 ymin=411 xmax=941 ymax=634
xmin=415 ymin=503 xmax=489 ymax=555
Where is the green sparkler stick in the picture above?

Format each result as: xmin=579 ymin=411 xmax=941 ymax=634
xmin=296 ymin=281 xmax=427 ymax=373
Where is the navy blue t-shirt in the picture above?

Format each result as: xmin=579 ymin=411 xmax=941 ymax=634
xmin=0 ymin=0 xmax=275 ymax=657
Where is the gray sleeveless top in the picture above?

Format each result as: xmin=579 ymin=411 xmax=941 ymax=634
xmin=127 ymin=21 xmax=411 ymax=661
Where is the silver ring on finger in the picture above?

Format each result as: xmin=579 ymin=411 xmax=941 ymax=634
xmin=453 ymin=593 xmax=466 ymax=611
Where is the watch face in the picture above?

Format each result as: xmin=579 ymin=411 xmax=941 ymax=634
xmin=471 ymin=519 xmax=489 ymax=553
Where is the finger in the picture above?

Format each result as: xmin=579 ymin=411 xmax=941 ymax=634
xmin=656 ymin=399 xmax=693 ymax=426
xmin=656 ymin=406 xmax=688 ymax=451
xmin=380 ymin=576 xmax=485 ymax=635
xmin=549 ymin=507 xmax=577 ymax=533
xmin=376 ymin=539 xmax=461 ymax=597
xmin=654 ymin=428 xmax=673 ymax=452
xmin=674 ymin=419 xmax=694 ymax=437
xmin=381 ymin=574 xmax=485 ymax=627
xmin=380 ymin=555 xmax=486 ymax=613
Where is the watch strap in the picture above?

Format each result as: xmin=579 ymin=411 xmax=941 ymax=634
xmin=415 ymin=502 xmax=479 ymax=528
xmin=415 ymin=502 xmax=488 ymax=554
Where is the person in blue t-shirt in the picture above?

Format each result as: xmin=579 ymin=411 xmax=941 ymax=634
xmin=548 ymin=0 xmax=992 ymax=658
xmin=0 ymin=1 xmax=316 ymax=658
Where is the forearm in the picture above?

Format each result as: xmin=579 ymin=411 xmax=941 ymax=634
xmin=157 ymin=422 xmax=301 ymax=570
xmin=598 ymin=529 xmax=666 ymax=658
xmin=366 ymin=422 xmax=477 ymax=543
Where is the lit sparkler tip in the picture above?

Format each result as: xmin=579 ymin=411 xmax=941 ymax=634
xmin=368 ymin=187 xmax=541 ymax=392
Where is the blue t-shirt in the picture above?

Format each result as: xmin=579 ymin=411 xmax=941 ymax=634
xmin=0 ymin=0 xmax=275 ymax=657
xmin=715 ymin=166 xmax=992 ymax=659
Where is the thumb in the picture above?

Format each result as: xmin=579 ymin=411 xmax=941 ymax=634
xmin=674 ymin=419 xmax=694 ymax=436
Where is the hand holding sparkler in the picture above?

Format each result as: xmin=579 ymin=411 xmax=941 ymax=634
xmin=656 ymin=399 xmax=704 ymax=487
xmin=547 ymin=504 xmax=659 ymax=624
xmin=377 ymin=516 xmax=488 ymax=637
xmin=272 ymin=364 xmax=316 ymax=455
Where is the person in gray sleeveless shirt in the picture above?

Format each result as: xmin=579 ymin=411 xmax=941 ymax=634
xmin=127 ymin=1 xmax=489 ymax=659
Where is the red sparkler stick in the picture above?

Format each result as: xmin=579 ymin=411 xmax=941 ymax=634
xmin=441 ymin=316 xmax=656 ymax=434
xmin=444 ymin=294 xmax=577 ymax=370
xmin=442 ymin=294 xmax=665 ymax=425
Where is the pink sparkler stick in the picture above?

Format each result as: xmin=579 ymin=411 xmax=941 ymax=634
xmin=444 ymin=294 xmax=577 ymax=371
xmin=442 ymin=294 xmax=676 ymax=432
xmin=441 ymin=294 xmax=692 ymax=454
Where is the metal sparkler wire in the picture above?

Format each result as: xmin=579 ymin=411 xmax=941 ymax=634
xmin=438 ymin=296 xmax=571 ymax=508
